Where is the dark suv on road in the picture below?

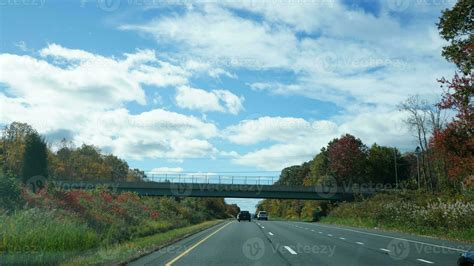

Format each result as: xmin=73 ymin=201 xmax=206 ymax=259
xmin=237 ymin=211 xmax=251 ymax=222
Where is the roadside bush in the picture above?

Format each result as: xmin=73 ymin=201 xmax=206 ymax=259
xmin=20 ymin=188 xmax=230 ymax=246
xmin=0 ymin=172 xmax=23 ymax=210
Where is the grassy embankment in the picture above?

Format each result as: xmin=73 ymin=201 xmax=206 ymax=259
xmin=62 ymin=219 xmax=224 ymax=266
xmin=320 ymin=190 xmax=474 ymax=243
xmin=0 ymin=177 xmax=233 ymax=265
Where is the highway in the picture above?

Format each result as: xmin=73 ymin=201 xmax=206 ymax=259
xmin=128 ymin=220 xmax=472 ymax=266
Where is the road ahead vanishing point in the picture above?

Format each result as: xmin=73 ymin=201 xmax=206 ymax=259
xmin=128 ymin=220 xmax=471 ymax=266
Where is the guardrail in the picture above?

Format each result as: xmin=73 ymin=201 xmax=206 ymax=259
xmin=146 ymin=174 xmax=278 ymax=185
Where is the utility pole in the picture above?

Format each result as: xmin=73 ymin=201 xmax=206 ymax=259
xmin=393 ymin=148 xmax=398 ymax=189
xmin=415 ymin=146 xmax=421 ymax=190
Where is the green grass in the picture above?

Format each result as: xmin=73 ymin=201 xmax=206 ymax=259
xmin=0 ymin=208 xmax=100 ymax=265
xmin=62 ymin=219 xmax=224 ymax=266
xmin=320 ymin=216 xmax=474 ymax=243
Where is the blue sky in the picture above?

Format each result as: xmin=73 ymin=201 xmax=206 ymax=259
xmin=0 ymin=0 xmax=456 ymax=211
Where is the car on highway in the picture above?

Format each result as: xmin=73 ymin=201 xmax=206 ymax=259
xmin=458 ymin=251 xmax=474 ymax=266
xmin=257 ymin=211 xmax=268 ymax=220
xmin=237 ymin=211 xmax=251 ymax=222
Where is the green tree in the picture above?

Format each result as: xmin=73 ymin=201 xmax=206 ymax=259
xmin=437 ymin=0 xmax=473 ymax=74
xmin=0 ymin=171 xmax=23 ymax=210
xmin=103 ymin=154 xmax=129 ymax=181
xmin=277 ymin=162 xmax=310 ymax=186
xmin=434 ymin=0 xmax=473 ymax=190
xmin=21 ymin=132 xmax=48 ymax=182
xmin=367 ymin=144 xmax=399 ymax=185
xmin=306 ymin=148 xmax=330 ymax=185
xmin=1 ymin=122 xmax=35 ymax=176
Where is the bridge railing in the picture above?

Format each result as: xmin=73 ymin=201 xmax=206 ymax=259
xmin=146 ymin=174 xmax=278 ymax=185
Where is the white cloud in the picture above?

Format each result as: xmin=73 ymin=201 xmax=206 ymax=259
xmin=2 ymin=1 xmax=456 ymax=171
xmin=122 ymin=2 xmax=454 ymax=109
xmin=226 ymin=112 xmax=412 ymax=170
xmin=224 ymin=116 xmax=337 ymax=145
xmin=175 ymin=86 xmax=244 ymax=114
xmin=225 ymin=116 xmax=339 ymax=169
xmin=0 ymin=45 xmax=221 ymax=160
xmin=120 ymin=4 xmax=298 ymax=69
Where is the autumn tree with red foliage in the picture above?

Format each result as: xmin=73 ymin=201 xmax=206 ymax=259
xmin=429 ymin=0 xmax=474 ymax=189
xmin=327 ymin=134 xmax=368 ymax=185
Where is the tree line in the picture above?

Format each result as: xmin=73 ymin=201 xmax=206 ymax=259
xmin=0 ymin=122 xmax=146 ymax=183
xmin=257 ymin=0 xmax=472 ymax=219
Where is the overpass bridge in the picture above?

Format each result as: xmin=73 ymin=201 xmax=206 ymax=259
xmin=51 ymin=174 xmax=375 ymax=200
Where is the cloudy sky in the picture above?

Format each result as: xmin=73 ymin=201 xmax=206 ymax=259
xmin=0 ymin=0 xmax=456 ymax=210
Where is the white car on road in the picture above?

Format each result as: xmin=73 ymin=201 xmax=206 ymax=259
xmin=257 ymin=211 xmax=268 ymax=220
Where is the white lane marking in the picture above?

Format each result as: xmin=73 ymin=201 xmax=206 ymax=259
xmin=339 ymin=237 xmax=346 ymax=240
xmin=318 ymin=232 xmax=323 ymax=234
xmin=380 ymin=248 xmax=390 ymax=252
xmin=284 ymin=246 xmax=297 ymax=255
xmin=356 ymin=242 xmax=364 ymax=245
xmin=269 ymin=232 xmax=274 ymax=236
xmin=311 ymin=229 xmax=315 ymax=232
xmin=312 ymin=223 xmax=468 ymax=252
xmin=261 ymin=226 xmax=265 ymax=229
xmin=328 ymin=234 xmax=333 ymax=237
xmin=416 ymin=259 xmax=434 ymax=264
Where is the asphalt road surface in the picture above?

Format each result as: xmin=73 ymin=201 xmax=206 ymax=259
xmin=128 ymin=220 xmax=472 ymax=266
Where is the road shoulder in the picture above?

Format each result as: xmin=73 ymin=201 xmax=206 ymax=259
xmin=62 ymin=220 xmax=226 ymax=266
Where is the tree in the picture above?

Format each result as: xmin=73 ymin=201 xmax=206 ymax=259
xmin=21 ymin=132 xmax=48 ymax=182
xmin=103 ymin=154 xmax=129 ymax=181
xmin=0 ymin=122 xmax=36 ymax=176
xmin=127 ymin=168 xmax=147 ymax=182
xmin=399 ymin=95 xmax=446 ymax=189
xmin=277 ymin=163 xmax=310 ymax=186
xmin=367 ymin=144 xmax=398 ymax=185
xmin=307 ymin=148 xmax=330 ymax=184
xmin=433 ymin=0 xmax=474 ymax=189
xmin=437 ymin=0 xmax=473 ymax=75
xmin=0 ymin=171 xmax=23 ymax=210
xmin=327 ymin=134 xmax=368 ymax=184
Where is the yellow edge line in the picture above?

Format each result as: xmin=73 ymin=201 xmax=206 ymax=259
xmin=165 ymin=221 xmax=232 ymax=266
